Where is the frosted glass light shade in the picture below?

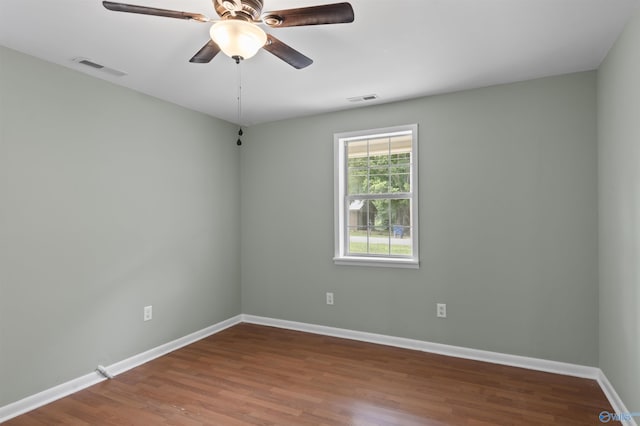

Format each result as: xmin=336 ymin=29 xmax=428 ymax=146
xmin=210 ymin=20 xmax=267 ymax=60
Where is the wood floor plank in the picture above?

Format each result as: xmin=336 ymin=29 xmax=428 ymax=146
xmin=5 ymin=323 xmax=612 ymax=425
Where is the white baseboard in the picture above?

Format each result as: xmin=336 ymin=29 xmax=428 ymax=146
xmin=241 ymin=314 xmax=599 ymax=379
xmin=0 ymin=314 xmax=242 ymax=423
xmin=107 ymin=314 xmax=241 ymax=377
xmin=597 ymin=370 xmax=638 ymax=426
xmin=0 ymin=370 xmax=106 ymax=424
xmin=2 ymin=313 xmax=634 ymax=425
xmin=242 ymin=314 xmax=636 ymax=422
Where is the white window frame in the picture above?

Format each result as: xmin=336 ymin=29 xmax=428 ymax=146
xmin=333 ymin=124 xmax=419 ymax=268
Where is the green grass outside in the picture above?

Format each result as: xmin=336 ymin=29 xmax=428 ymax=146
xmin=348 ymin=241 xmax=412 ymax=256
xmin=350 ymin=230 xmax=388 ymax=237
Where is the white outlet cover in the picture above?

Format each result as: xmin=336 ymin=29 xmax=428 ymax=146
xmin=326 ymin=292 xmax=334 ymax=305
xmin=143 ymin=305 xmax=152 ymax=321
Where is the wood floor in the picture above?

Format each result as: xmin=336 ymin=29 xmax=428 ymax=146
xmin=6 ymin=323 xmax=612 ymax=425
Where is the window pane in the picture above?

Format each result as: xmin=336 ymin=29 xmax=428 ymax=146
xmin=348 ymin=227 xmax=368 ymax=254
xmin=390 ymin=167 xmax=410 ymax=193
xmin=390 ymin=199 xmax=412 ymax=256
xmin=389 ymin=198 xmax=411 ymax=230
xmin=348 ymin=167 xmax=368 ymax=195
xmin=390 ymin=152 xmax=410 ymax=166
xmin=369 ymin=151 xmax=389 ymax=167
xmin=368 ymin=165 xmax=389 ymax=193
xmin=390 ymin=134 xmax=412 ymax=158
xmin=347 ymin=140 xmax=368 ymax=195
xmin=390 ymin=228 xmax=412 ymax=256
xmin=372 ymin=199 xmax=389 ymax=232
xmin=347 ymin=139 xmax=368 ymax=159
xmin=347 ymin=199 xmax=373 ymax=231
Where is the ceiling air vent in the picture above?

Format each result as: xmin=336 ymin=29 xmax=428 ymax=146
xmin=78 ymin=59 xmax=103 ymax=69
xmin=347 ymin=94 xmax=378 ymax=103
xmin=72 ymin=57 xmax=127 ymax=77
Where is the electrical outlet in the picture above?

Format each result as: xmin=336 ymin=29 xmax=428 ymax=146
xmin=437 ymin=303 xmax=447 ymax=318
xmin=143 ymin=305 xmax=153 ymax=321
xmin=326 ymin=292 xmax=334 ymax=305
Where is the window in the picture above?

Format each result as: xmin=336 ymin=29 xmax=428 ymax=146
xmin=334 ymin=124 xmax=419 ymax=268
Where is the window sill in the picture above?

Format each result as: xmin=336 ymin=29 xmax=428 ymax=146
xmin=333 ymin=256 xmax=419 ymax=269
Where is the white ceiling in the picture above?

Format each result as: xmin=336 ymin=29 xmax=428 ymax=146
xmin=1 ymin=0 xmax=638 ymax=125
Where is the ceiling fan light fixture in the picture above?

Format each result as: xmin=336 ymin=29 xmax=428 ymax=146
xmin=209 ymin=20 xmax=267 ymax=60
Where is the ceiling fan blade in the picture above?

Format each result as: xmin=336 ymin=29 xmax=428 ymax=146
xmin=262 ymin=2 xmax=354 ymax=27
xmin=262 ymin=34 xmax=313 ymax=69
xmin=189 ymin=40 xmax=221 ymax=63
xmin=102 ymin=1 xmax=209 ymax=22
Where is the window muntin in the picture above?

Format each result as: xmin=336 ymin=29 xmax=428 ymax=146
xmin=334 ymin=125 xmax=418 ymax=268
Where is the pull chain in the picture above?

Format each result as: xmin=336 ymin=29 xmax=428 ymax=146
xmin=236 ymin=60 xmax=243 ymax=146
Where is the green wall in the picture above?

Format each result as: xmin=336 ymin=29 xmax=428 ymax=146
xmin=598 ymin=9 xmax=640 ymax=413
xmin=0 ymin=46 xmax=241 ymax=406
xmin=241 ymin=72 xmax=599 ymax=366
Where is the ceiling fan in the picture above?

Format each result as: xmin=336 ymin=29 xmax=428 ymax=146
xmin=102 ymin=0 xmax=355 ymax=69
